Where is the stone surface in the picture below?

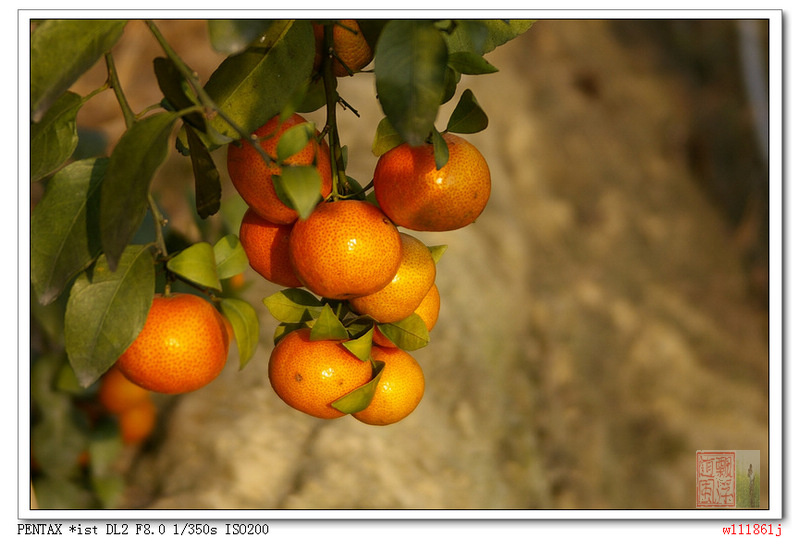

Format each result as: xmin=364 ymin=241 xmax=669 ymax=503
xmin=109 ymin=19 xmax=769 ymax=510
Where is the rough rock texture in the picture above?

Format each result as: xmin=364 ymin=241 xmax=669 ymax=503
xmin=108 ymin=19 xmax=769 ymax=510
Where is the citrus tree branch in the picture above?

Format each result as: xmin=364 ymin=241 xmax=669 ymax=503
xmin=321 ymin=24 xmax=349 ymax=199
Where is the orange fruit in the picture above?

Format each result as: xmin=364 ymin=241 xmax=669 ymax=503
xmin=239 ymin=207 xmax=303 ymax=288
xmin=98 ymin=366 xmax=151 ymax=414
xmin=313 ymin=20 xmax=373 ymax=77
xmin=227 ymin=113 xmax=333 ymax=224
xmin=352 ymin=346 xmax=425 ymax=426
xmin=373 ymin=283 xmax=440 ymax=347
xmin=118 ymin=399 xmax=157 ymax=445
xmin=268 ymin=328 xmax=374 ymax=419
xmin=349 ymin=232 xmax=436 ymax=323
xmin=289 ymin=200 xmax=403 ymax=300
xmin=372 ymin=133 xmax=491 ymax=231
xmin=116 ymin=293 xmax=230 ymax=395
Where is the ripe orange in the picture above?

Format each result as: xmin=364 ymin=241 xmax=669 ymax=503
xmin=227 ymin=113 xmax=333 ymax=224
xmin=98 ymin=366 xmax=151 ymax=414
xmin=349 ymin=232 xmax=436 ymax=323
xmin=116 ymin=293 xmax=229 ymax=395
xmin=352 ymin=346 xmax=425 ymax=426
xmin=118 ymin=399 xmax=157 ymax=445
xmin=372 ymin=133 xmax=491 ymax=231
xmin=239 ymin=207 xmax=303 ymax=288
xmin=268 ymin=328 xmax=374 ymax=419
xmin=289 ymin=200 xmax=403 ymax=300
xmin=373 ymin=283 xmax=440 ymax=348
xmin=313 ymin=20 xmax=373 ymax=77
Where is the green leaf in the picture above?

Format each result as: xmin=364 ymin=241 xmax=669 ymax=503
xmin=30 ymin=91 xmax=83 ymax=181
xmin=220 ymin=298 xmax=260 ymax=369
xmin=185 ymin=125 xmax=221 ymax=218
xmin=263 ymin=288 xmax=323 ymax=323
xmin=87 ymin=417 xmax=123 ymax=478
xmin=376 ymin=314 xmax=430 ymax=351
xmin=331 ymin=361 xmax=385 ymax=414
xmin=310 ymin=303 xmax=349 ymax=341
xmin=64 ymin=245 xmax=155 ymax=388
xmin=276 ymin=122 xmax=314 ymax=163
xmin=375 ymin=20 xmax=448 ymax=146
xmin=31 ymin=158 xmax=106 ymax=305
xmin=272 ymin=166 xmax=323 ymax=220
xmin=431 ymin=129 xmax=449 ymax=170
xmin=167 ymin=242 xmax=222 ymax=291
xmin=448 ymin=51 xmax=498 ymax=75
xmin=208 ymin=20 xmax=275 ymax=55
xmin=30 ymin=19 xmax=127 ymax=119
xmin=213 ymin=234 xmax=249 ymax=279
xmin=441 ymin=66 xmax=461 ymax=105
xmin=446 ymin=89 xmax=489 ymax=134
xmin=100 ymin=112 xmax=178 ymax=270
xmin=343 ymin=327 xmax=375 ymax=362
xmin=427 ymin=244 xmax=448 ymax=264
xmin=371 ymin=116 xmax=404 ymax=157
xmin=153 ymin=56 xmax=206 ymax=132
xmin=204 ymin=20 xmax=315 ymax=140
xmin=442 ymin=20 xmax=534 ymax=56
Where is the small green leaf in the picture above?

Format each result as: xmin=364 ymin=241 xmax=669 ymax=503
xmin=343 ymin=327 xmax=375 ymax=362
xmin=204 ymin=20 xmax=314 ymax=139
xmin=448 ymin=51 xmax=498 ymax=75
xmin=276 ymin=122 xmax=314 ymax=163
xmin=185 ymin=125 xmax=221 ymax=219
xmin=272 ymin=166 xmax=323 ymax=220
xmin=31 ymin=19 xmax=127 ymax=118
xmin=100 ymin=111 xmax=178 ymax=270
xmin=441 ymin=66 xmax=461 ymax=105
xmin=30 ymin=91 xmax=83 ymax=181
xmin=167 ymin=242 xmax=222 ymax=291
xmin=208 ymin=20 xmax=275 ymax=55
xmin=331 ymin=361 xmax=385 ymax=414
xmin=64 ymin=245 xmax=155 ymax=387
xmin=446 ymin=89 xmax=489 ymax=134
xmin=376 ymin=314 xmax=430 ymax=351
xmin=213 ymin=234 xmax=249 ymax=279
xmin=431 ymin=130 xmax=449 ymax=170
xmin=428 ymin=244 xmax=448 ymax=264
xmin=371 ymin=117 xmax=405 ymax=157
xmin=220 ymin=298 xmax=260 ymax=369
xmin=375 ymin=20 xmax=448 ymax=146
xmin=263 ymin=288 xmax=323 ymax=323
xmin=31 ymin=158 xmax=106 ymax=305
xmin=310 ymin=303 xmax=349 ymax=341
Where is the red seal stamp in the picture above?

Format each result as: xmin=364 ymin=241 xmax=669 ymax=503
xmin=696 ymin=451 xmax=736 ymax=507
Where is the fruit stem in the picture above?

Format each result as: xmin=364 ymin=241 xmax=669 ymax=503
xmin=321 ymin=23 xmax=350 ymax=200
xmin=147 ymin=194 xmax=169 ymax=259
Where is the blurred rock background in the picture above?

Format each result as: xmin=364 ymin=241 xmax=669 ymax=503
xmin=40 ymin=18 xmax=771 ymax=510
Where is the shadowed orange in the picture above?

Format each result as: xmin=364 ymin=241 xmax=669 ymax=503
xmin=313 ymin=20 xmax=373 ymax=77
xmin=239 ymin=207 xmax=303 ymax=288
xmin=373 ymin=283 xmax=440 ymax=348
xmin=353 ymin=346 xmax=425 ymax=426
xmin=349 ymin=232 xmax=436 ymax=323
xmin=227 ymin=113 xmax=332 ymax=224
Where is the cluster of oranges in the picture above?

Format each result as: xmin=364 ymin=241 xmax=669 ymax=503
xmin=99 ymin=20 xmax=491 ymax=428
xmin=97 ymin=366 xmax=158 ymax=445
xmin=228 ymin=89 xmax=490 ymax=424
